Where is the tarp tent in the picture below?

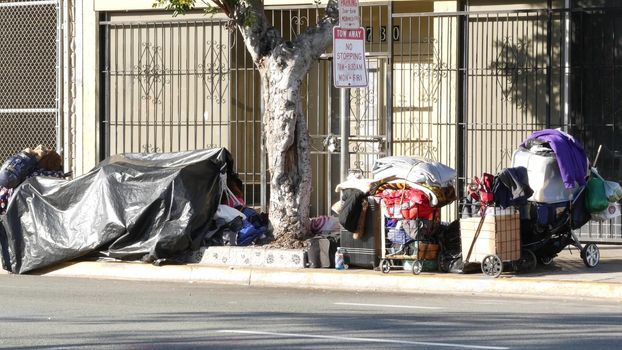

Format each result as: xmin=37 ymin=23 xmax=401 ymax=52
xmin=0 ymin=148 xmax=233 ymax=274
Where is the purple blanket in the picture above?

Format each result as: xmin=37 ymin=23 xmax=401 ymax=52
xmin=521 ymin=129 xmax=588 ymax=189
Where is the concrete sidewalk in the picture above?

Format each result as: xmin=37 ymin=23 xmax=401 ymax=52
xmin=3 ymin=245 xmax=618 ymax=302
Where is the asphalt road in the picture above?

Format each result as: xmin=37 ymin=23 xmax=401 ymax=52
xmin=0 ymin=274 xmax=621 ymax=350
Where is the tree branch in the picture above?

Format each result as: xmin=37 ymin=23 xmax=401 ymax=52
xmin=291 ymin=0 xmax=338 ymax=66
xmin=233 ymin=0 xmax=282 ymax=67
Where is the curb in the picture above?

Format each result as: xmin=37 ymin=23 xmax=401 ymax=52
xmin=25 ymin=261 xmax=622 ymax=301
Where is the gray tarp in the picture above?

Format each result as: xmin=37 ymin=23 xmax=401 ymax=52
xmin=0 ymin=148 xmax=233 ymax=274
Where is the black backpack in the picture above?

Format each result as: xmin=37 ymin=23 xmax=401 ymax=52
xmin=338 ymin=189 xmax=367 ymax=232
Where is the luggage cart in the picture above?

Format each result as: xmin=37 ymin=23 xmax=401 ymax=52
xmin=460 ymin=207 xmax=537 ymax=278
xmin=378 ymin=201 xmax=441 ymax=275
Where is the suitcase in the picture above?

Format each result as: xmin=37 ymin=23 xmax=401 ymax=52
xmin=339 ymin=196 xmax=381 ymax=268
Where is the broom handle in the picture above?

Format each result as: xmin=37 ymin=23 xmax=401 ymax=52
xmin=593 ymin=144 xmax=603 ymax=168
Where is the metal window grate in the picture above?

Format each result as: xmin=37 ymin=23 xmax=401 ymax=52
xmin=0 ymin=0 xmax=60 ymax=159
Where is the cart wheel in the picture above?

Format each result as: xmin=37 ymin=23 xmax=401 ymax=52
xmin=412 ymin=259 xmax=423 ymax=275
xmin=481 ymin=255 xmax=503 ymax=278
xmin=380 ymin=259 xmax=391 ymax=274
xmin=538 ymin=255 xmax=554 ymax=266
xmin=581 ymin=243 xmax=600 ymax=268
xmin=520 ymin=249 xmax=537 ymax=273
xmin=438 ymin=253 xmax=450 ymax=273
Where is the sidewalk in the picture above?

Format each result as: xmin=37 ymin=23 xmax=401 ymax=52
xmin=4 ymin=245 xmax=622 ymax=301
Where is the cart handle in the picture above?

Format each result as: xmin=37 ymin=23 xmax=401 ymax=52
xmin=464 ymin=207 xmax=487 ymax=264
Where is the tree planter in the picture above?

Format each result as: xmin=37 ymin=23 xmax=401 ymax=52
xmin=197 ymin=246 xmax=306 ymax=269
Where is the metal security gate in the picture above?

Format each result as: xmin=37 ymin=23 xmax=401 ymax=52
xmin=391 ymin=10 xmax=460 ymax=221
xmin=101 ymin=5 xmax=391 ymax=217
xmin=101 ymin=3 xmax=622 ymax=242
xmin=394 ymin=8 xmax=571 ymax=219
xmin=101 ymin=11 xmax=327 ymax=212
xmin=392 ymin=5 xmax=622 ymax=243
xmin=571 ymin=7 xmax=622 ymax=243
xmin=458 ymin=6 xmax=622 ymax=243
xmin=0 ymin=0 xmax=62 ymax=160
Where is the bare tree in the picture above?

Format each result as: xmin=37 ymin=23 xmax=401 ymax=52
xmin=154 ymin=0 xmax=339 ymax=246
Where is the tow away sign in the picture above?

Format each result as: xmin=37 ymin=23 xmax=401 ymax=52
xmin=333 ymin=26 xmax=368 ymax=88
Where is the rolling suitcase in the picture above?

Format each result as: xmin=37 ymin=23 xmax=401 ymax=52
xmin=339 ymin=196 xmax=381 ymax=268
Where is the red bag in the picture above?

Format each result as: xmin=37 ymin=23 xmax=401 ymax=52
xmin=381 ymin=188 xmax=434 ymax=219
xmin=468 ymin=173 xmax=495 ymax=206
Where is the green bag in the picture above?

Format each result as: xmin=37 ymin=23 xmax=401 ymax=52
xmin=585 ymin=172 xmax=609 ymax=213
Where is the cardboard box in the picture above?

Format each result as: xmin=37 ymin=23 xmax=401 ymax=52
xmin=460 ymin=211 xmax=521 ymax=263
xmin=417 ymin=242 xmax=440 ymax=260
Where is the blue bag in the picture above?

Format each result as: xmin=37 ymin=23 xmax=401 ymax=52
xmin=0 ymin=152 xmax=38 ymax=189
xmin=237 ymin=219 xmax=267 ymax=246
xmin=236 ymin=207 xmax=269 ymax=246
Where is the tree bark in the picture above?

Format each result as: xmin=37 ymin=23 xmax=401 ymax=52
xmin=262 ymin=69 xmax=311 ymax=239
xmin=235 ymin=0 xmax=338 ymax=241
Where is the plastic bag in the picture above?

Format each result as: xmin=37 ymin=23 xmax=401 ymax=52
xmin=467 ymin=173 xmax=494 ymax=205
xmin=585 ymin=172 xmax=609 ymax=213
xmin=604 ymin=180 xmax=622 ymax=203
xmin=590 ymin=169 xmax=622 ymax=203
xmin=591 ymin=202 xmax=622 ymax=221
xmin=214 ymin=204 xmax=246 ymax=222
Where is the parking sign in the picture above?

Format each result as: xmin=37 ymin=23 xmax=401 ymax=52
xmin=339 ymin=0 xmax=360 ymax=28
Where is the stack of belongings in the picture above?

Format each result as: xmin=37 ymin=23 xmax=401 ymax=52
xmin=460 ymin=171 xmax=531 ymax=274
xmin=335 ymin=175 xmax=392 ymax=239
xmin=203 ymin=172 xmax=272 ymax=248
xmin=334 ymin=174 xmax=397 ymax=269
xmin=0 ymin=145 xmax=67 ymax=215
xmin=372 ymin=156 xmax=457 ymax=269
xmin=510 ymin=128 xmax=605 ymax=263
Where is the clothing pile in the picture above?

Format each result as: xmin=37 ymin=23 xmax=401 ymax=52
xmin=334 ymin=156 xmax=457 ymax=270
xmin=373 ymin=156 xmax=455 ymax=238
xmin=203 ymin=173 xmax=272 ymax=248
xmin=0 ymin=145 xmax=66 ymax=215
xmin=373 ymin=156 xmax=457 ymax=209
xmin=373 ymin=157 xmax=456 ymax=268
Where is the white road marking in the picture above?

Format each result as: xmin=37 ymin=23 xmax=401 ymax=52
xmin=334 ymin=302 xmax=443 ymax=310
xmin=217 ymin=330 xmax=510 ymax=349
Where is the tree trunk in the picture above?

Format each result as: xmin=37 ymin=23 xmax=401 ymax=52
xmin=234 ymin=0 xmax=337 ymax=243
xmin=262 ymin=62 xmax=312 ymax=240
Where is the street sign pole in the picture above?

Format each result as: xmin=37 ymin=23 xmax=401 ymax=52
xmin=340 ymin=87 xmax=349 ymax=182
xmin=334 ymin=0 xmax=366 ymax=180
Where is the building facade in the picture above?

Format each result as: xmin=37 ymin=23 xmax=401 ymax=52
xmin=1 ymin=0 xmax=620 ymax=241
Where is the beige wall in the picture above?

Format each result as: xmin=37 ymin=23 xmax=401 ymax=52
xmin=74 ymin=0 xmax=99 ymax=176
